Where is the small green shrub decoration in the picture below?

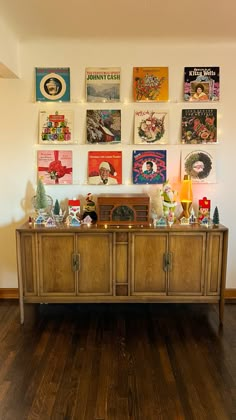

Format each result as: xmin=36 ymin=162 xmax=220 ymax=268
xmin=54 ymin=199 xmax=60 ymax=215
xmin=212 ymin=206 xmax=220 ymax=226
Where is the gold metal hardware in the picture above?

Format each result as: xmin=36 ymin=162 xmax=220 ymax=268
xmin=163 ymin=252 xmax=172 ymax=272
xmin=72 ymin=253 xmax=80 ymax=272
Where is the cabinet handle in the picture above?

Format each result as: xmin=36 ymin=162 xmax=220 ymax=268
xmin=163 ymin=253 xmax=168 ymax=272
xmin=167 ymin=252 xmax=172 ymax=271
xmin=163 ymin=252 xmax=172 ymax=272
xmin=72 ymin=253 xmax=80 ymax=272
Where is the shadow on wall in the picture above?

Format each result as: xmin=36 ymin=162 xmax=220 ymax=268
xmin=0 ymin=181 xmax=36 ymax=288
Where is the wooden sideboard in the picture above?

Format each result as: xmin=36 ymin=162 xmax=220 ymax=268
xmin=16 ymin=222 xmax=228 ymax=324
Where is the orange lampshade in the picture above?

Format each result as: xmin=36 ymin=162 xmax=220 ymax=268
xmin=180 ymin=175 xmax=193 ymax=203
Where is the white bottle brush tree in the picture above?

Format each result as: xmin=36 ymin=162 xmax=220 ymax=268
xmin=35 ymin=178 xmax=48 ymax=210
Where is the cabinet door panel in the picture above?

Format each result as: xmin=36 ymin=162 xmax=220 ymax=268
xmin=21 ymin=234 xmax=36 ymax=295
xmin=77 ymin=233 xmax=112 ymax=295
xmin=206 ymin=232 xmax=223 ymax=295
xmin=38 ymin=234 xmax=76 ymax=295
xmin=131 ymin=233 xmax=168 ymax=295
xmin=168 ymin=233 xmax=206 ymax=295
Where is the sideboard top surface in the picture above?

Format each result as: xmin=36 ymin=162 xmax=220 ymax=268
xmin=16 ymin=221 xmax=228 ymax=234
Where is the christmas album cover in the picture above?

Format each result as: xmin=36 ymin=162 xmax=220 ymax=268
xmin=37 ymin=150 xmax=72 ymax=185
xmin=184 ymin=67 xmax=220 ymax=102
xmin=181 ymin=109 xmax=217 ymax=144
xmin=134 ymin=110 xmax=168 ymax=144
xmin=86 ymin=67 xmax=121 ymax=102
xmin=181 ymin=149 xmax=217 ymax=183
xmin=35 ymin=67 xmax=70 ymax=102
xmin=88 ymin=151 xmax=122 ymax=185
xmin=132 ymin=150 xmax=167 ymax=184
xmin=39 ymin=110 xmax=74 ymax=144
xmin=86 ymin=109 xmax=121 ymax=144
xmin=133 ymin=67 xmax=168 ymax=102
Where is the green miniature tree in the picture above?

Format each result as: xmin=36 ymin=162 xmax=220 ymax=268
xmin=212 ymin=206 xmax=220 ymax=226
xmin=35 ymin=178 xmax=48 ymax=210
xmin=54 ymin=199 xmax=60 ymax=215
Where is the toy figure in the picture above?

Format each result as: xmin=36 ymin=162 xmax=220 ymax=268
xmin=67 ymin=198 xmax=81 ymax=226
xmin=198 ymin=197 xmax=211 ymax=221
xmin=82 ymin=193 xmax=97 ymax=223
xmin=167 ymin=210 xmax=175 ymax=227
xmin=161 ymin=181 xmax=177 ymax=218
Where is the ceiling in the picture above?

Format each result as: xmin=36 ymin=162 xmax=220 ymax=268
xmin=1 ymin=0 xmax=236 ymax=42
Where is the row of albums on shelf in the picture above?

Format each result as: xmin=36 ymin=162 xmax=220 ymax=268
xmin=36 ymin=149 xmax=217 ymax=186
xmin=38 ymin=107 xmax=219 ymax=146
xmin=31 ymin=179 xmax=220 ymax=228
xmin=35 ymin=66 xmax=220 ymax=104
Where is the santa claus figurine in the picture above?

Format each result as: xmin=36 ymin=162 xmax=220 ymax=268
xmin=161 ymin=181 xmax=178 ymax=218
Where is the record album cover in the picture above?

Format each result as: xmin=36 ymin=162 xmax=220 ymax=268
xmin=86 ymin=67 xmax=121 ymax=102
xmin=39 ymin=110 xmax=74 ymax=144
xmin=132 ymin=150 xmax=167 ymax=184
xmin=133 ymin=67 xmax=168 ymax=102
xmin=37 ymin=150 xmax=72 ymax=184
xmin=182 ymin=109 xmax=217 ymax=144
xmin=36 ymin=67 xmax=70 ymax=102
xmin=184 ymin=67 xmax=220 ymax=102
xmin=88 ymin=151 xmax=122 ymax=185
xmin=134 ymin=110 xmax=168 ymax=144
xmin=181 ymin=149 xmax=217 ymax=183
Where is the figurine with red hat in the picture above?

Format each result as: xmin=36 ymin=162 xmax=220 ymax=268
xmin=198 ymin=196 xmax=211 ymax=222
xmin=82 ymin=193 xmax=97 ymax=223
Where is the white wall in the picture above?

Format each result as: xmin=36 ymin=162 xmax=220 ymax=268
xmin=0 ymin=16 xmax=19 ymax=78
xmin=0 ymin=38 xmax=235 ymax=288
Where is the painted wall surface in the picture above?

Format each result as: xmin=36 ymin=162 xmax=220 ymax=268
xmin=0 ymin=16 xmax=19 ymax=77
xmin=0 ymin=39 xmax=235 ymax=288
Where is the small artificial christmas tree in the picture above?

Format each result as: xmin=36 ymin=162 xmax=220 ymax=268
xmin=35 ymin=178 xmax=48 ymax=210
xmin=212 ymin=206 xmax=220 ymax=227
xmin=53 ymin=199 xmax=60 ymax=215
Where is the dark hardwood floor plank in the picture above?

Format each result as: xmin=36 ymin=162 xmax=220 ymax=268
xmin=94 ymin=330 xmax=114 ymax=420
xmin=142 ymin=316 xmax=186 ymax=419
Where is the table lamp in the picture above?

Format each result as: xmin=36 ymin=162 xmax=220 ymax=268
xmin=180 ymin=175 xmax=193 ymax=219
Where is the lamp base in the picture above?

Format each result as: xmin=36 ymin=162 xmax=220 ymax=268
xmin=180 ymin=201 xmax=192 ymax=219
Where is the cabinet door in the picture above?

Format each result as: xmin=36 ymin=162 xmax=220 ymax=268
xmin=168 ymin=233 xmax=206 ymax=295
xmin=19 ymin=233 xmax=37 ymax=296
xmin=38 ymin=233 xmax=76 ymax=295
xmin=206 ymin=232 xmax=223 ymax=295
xmin=76 ymin=233 xmax=113 ymax=295
xmin=131 ymin=233 xmax=168 ymax=295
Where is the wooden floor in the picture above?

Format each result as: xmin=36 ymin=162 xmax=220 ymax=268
xmin=0 ymin=301 xmax=235 ymax=420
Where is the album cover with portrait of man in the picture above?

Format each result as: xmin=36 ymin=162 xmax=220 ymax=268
xmin=88 ymin=151 xmax=122 ymax=185
xmin=132 ymin=150 xmax=167 ymax=184
xmin=35 ymin=67 xmax=70 ymax=102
